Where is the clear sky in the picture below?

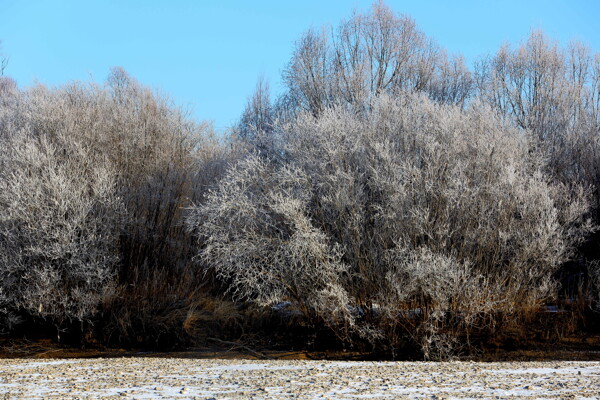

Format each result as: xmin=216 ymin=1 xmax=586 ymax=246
xmin=1 ymin=0 xmax=599 ymax=131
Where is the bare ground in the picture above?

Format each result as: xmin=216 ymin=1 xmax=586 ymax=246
xmin=0 ymin=357 xmax=599 ymax=399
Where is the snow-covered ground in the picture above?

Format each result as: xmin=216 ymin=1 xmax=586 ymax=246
xmin=0 ymin=358 xmax=598 ymax=399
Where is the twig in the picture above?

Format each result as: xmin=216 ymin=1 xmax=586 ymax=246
xmin=35 ymin=349 xmax=63 ymax=357
xmin=206 ymin=337 xmax=270 ymax=359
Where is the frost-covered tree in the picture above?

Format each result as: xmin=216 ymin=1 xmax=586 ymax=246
xmin=477 ymin=31 xmax=600 ymax=205
xmin=476 ymin=31 xmax=600 ymax=306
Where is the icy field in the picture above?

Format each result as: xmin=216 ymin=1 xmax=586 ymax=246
xmin=0 ymin=358 xmax=598 ymax=399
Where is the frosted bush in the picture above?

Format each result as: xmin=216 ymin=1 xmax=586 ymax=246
xmin=0 ymin=69 xmax=229 ymax=340
xmin=0 ymin=124 xmax=123 ymax=328
xmin=189 ymin=91 xmax=592 ymax=358
xmin=187 ymin=156 xmax=352 ymax=333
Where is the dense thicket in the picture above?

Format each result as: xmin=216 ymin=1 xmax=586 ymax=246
xmin=0 ymin=70 xmax=236 ymax=343
xmin=191 ymin=93 xmax=592 ymax=358
xmin=230 ymin=2 xmax=600 ymax=357
xmin=474 ymin=29 xmax=600 ymax=310
xmin=0 ymin=83 xmax=123 ymax=332
xmin=1 ymin=2 xmax=600 ymax=359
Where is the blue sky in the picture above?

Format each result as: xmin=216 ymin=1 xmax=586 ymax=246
xmin=1 ymin=0 xmax=599 ymax=131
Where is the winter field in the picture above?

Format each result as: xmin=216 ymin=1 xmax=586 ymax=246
xmin=0 ymin=358 xmax=598 ymax=399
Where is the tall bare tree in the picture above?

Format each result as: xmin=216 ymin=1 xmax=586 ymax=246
xmin=0 ymin=41 xmax=8 ymax=76
xmin=237 ymin=76 xmax=273 ymax=141
xmin=477 ymin=31 xmax=600 ymax=206
xmin=283 ymin=27 xmax=332 ymax=116
xmin=0 ymin=58 xmax=7 ymax=76
xmin=280 ymin=1 xmax=473 ymax=118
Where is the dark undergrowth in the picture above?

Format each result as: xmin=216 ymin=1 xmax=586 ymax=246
xmin=2 ymin=300 xmax=600 ymax=361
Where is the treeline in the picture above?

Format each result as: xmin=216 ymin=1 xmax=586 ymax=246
xmin=1 ymin=2 xmax=600 ymax=359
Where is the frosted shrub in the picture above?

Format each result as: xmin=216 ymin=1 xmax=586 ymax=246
xmin=187 ymin=156 xmax=353 ymax=334
xmin=477 ymin=31 xmax=600 ymax=308
xmin=0 ymin=70 xmax=231 ymax=341
xmin=0 ymin=124 xmax=123 ymax=329
xmin=190 ymin=92 xmax=591 ymax=358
